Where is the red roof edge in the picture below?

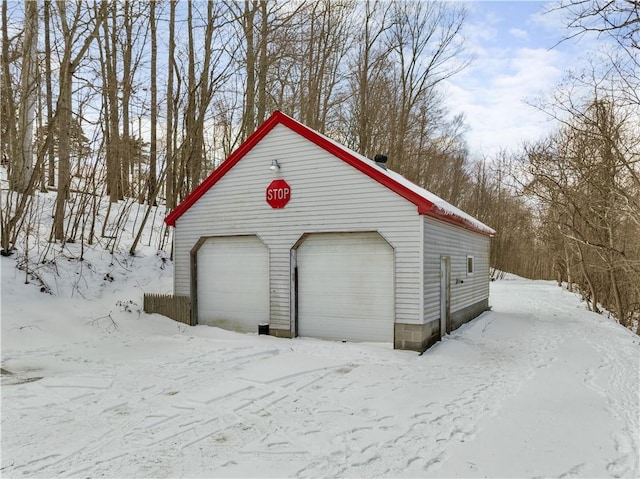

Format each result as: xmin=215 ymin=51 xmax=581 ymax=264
xmin=428 ymin=205 xmax=495 ymax=237
xmin=165 ymin=111 xmax=494 ymax=237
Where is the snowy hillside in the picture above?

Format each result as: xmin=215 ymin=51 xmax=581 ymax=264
xmin=2 ymin=224 xmax=639 ymax=478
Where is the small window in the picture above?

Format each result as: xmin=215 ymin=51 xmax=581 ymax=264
xmin=467 ymin=255 xmax=474 ymax=276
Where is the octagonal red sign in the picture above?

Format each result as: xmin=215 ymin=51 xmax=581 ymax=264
xmin=266 ymin=179 xmax=291 ymax=209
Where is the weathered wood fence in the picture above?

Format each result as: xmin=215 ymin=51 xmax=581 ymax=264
xmin=143 ymin=294 xmax=192 ymax=325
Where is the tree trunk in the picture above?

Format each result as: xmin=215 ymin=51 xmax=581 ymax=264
xmin=53 ymin=63 xmax=72 ymax=241
xmin=1 ymin=0 xmax=17 ymax=187
xmin=256 ymin=0 xmax=268 ymax=126
xmin=242 ymin=1 xmax=257 ymax=140
xmin=165 ymin=0 xmax=176 ymax=210
xmin=356 ymin=1 xmax=375 ymax=156
xmin=607 ymin=225 xmax=626 ymax=325
xmin=148 ymin=0 xmax=157 ymax=205
xmin=192 ymin=0 xmax=217 ymax=186
xmin=104 ymin=3 xmax=121 ymax=202
xmin=563 ymin=238 xmax=574 ymax=292
xmin=121 ymin=0 xmax=132 ymax=197
xmin=14 ymin=0 xmax=38 ymax=193
xmin=182 ymin=0 xmax=196 ymax=194
xmin=44 ymin=0 xmax=55 ymax=187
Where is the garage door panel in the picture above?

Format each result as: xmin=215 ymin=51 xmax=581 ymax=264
xmin=297 ymin=232 xmax=394 ymax=342
xmin=197 ymin=236 xmax=269 ymax=332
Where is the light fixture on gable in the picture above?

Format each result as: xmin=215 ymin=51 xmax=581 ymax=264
xmin=270 ymin=159 xmax=281 ymax=172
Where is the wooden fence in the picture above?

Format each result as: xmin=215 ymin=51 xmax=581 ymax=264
xmin=143 ymin=294 xmax=192 ymax=325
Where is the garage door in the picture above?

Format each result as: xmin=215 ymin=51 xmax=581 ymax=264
xmin=296 ymin=232 xmax=394 ymax=342
xmin=197 ymin=235 xmax=269 ymax=332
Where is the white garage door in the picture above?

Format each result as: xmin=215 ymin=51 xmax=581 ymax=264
xmin=197 ymin=235 xmax=269 ymax=332
xmin=297 ymin=232 xmax=394 ymax=342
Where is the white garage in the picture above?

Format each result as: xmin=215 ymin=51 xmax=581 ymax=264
xmin=164 ymin=111 xmax=494 ymax=351
xmin=296 ymin=232 xmax=394 ymax=342
xmin=196 ymin=235 xmax=269 ymax=332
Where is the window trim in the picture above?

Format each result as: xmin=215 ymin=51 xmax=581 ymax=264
xmin=466 ymin=255 xmax=474 ymax=276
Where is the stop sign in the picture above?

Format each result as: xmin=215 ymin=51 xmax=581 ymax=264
xmin=266 ymin=179 xmax=291 ymax=209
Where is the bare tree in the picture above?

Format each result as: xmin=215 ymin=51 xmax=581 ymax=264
xmin=556 ymin=0 xmax=639 ymax=51
xmin=296 ymin=0 xmax=354 ymax=133
xmin=1 ymin=0 xmax=18 ymax=182
xmin=12 ymin=0 xmax=38 ymax=193
xmin=227 ymin=0 xmax=304 ymax=140
xmin=239 ymin=0 xmax=258 ymax=137
xmin=52 ymin=0 xmax=106 ymax=242
xmin=148 ymin=0 xmax=157 ymax=206
xmin=121 ymin=0 xmax=134 ymax=197
xmin=100 ymin=1 xmax=121 ymax=203
xmin=349 ymin=0 xmax=393 ymax=157
xmin=555 ymin=0 xmax=640 ymax=108
xmin=44 ymin=0 xmax=55 ymax=188
xmin=165 ymin=0 xmax=177 ymax=210
xmin=385 ymin=0 xmax=469 ymax=168
xmin=523 ymin=91 xmax=639 ymax=330
xmin=177 ymin=1 xmax=231 ymax=196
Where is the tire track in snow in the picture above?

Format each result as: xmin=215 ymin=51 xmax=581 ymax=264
xmin=2 ymin=343 xmax=285 ymax=477
xmin=7 ymin=342 xmax=359 ymax=477
xmin=377 ymin=312 xmax=566 ymax=477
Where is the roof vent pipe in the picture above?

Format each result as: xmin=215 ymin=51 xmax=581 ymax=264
xmin=374 ymin=154 xmax=388 ymax=170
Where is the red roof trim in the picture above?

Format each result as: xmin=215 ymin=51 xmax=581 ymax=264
xmin=165 ymin=111 xmax=493 ymax=237
xmin=428 ymin=205 xmax=494 ymax=237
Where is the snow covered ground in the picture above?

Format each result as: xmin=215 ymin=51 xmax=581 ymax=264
xmin=2 ymin=242 xmax=639 ymax=477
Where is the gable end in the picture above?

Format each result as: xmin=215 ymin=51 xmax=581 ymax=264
xmin=165 ymin=111 xmax=493 ymax=238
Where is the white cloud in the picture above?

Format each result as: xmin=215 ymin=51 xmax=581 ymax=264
xmin=444 ymin=46 xmax=565 ymax=158
xmin=440 ymin=1 xmax=624 ymax=159
xmin=439 ymin=2 xmax=587 ymax=158
xmin=509 ymin=28 xmax=529 ymax=40
xmin=530 ymin=3 xmax=568 ymax=32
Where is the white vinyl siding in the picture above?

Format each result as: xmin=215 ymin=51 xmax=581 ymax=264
xmin=174 ymin=124 xmax=423 ymax=331
xmin=196 ymin=236 xmax=269 ymax=332
xmin=297 ymin=232 xmax=394 ymax=342
xmin=423 ymin=216 xmax=490 ymax=323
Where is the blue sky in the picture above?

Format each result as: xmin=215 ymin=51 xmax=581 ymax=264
xmin=444 ymin=1 xmax=588 ymax=158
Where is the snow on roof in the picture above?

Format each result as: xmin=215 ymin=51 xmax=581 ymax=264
xmin=315 ymin=126 xmax=496 ymax=237
xmin=165 ymin=111 xmax=495 ymax=237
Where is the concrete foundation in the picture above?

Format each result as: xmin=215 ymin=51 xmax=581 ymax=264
xmin=269 ymin=328 xmax=292 ymax=339
xmin=394 ymin=299 xmax=490 ymax=352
